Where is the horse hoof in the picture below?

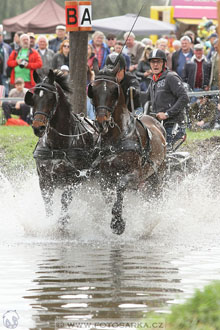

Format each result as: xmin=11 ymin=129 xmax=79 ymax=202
xmin=110 ymin=217 xmax=125 ymax=235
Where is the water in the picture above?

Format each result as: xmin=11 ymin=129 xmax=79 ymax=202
xmin=1 ymin=159 xmax=220 ymax=330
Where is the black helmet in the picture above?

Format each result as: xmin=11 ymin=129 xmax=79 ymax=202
xmin=148 ymin=49 xmax=167 ymax=62
xmin=105 ymin=52 xmax=126 ymax=70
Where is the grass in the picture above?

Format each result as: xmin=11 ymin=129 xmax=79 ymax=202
xmin=185 ymin=129 xmax=220 ymax=143
xmin=0 ymin=126 xmax=38 ymax=174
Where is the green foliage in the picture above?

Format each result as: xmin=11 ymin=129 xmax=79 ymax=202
xmin=0 ymin=126 xmax=37 ymax=174
xmin=185 ymin=129 xmax=220 ymax=143
xmin=142 ymin=281 xmax=220 ymax=330
xmin=166 ymin=281 xmax=220 ymax=329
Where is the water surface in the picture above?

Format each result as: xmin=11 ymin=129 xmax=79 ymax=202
xmin=1 ymin=163 xmax=220 ymax=329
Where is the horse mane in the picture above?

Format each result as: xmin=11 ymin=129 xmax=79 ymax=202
xmin=53 ymin=69 xmax=72 ymax=93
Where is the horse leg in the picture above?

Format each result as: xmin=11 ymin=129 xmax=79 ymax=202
xmin=40 ymin=180 xmax=55 ymax=217
xmin=59 ymin=185 xmax=74 ymax=226
xmin=100 ymin=177 xmax=115 ymax=205
xmin=111 ymin=174 xmax=134 ymax=235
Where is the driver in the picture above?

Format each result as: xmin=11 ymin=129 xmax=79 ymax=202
xmin=145 ymin=49 xmax=189 ymax=150
xmin=105 ymin=53 xmax=143 ymax=114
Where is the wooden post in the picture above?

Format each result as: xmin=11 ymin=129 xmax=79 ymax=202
xmin=69 ymin=31 xmax=88 ymax=114
xmin=217 ymin=1 xmax=220 ymax=90
xmin=65 ymin=1 xmax=92 ymax=115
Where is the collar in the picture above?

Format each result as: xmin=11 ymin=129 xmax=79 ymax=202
xmin=152 ymin=68 xmax=166 ymax=82
xmin=191 ymin=54 xmax=206 ymax=62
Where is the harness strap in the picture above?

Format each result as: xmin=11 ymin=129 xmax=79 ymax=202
xmin=33 ymin=146 xmax=91 ymax=161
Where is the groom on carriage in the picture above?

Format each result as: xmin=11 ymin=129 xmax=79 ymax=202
xmin=105 ymin=53 xmax=143 ymax=114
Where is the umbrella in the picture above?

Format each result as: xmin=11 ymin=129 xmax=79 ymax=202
xmin=92 ymin=13 xmax=176 ymax=36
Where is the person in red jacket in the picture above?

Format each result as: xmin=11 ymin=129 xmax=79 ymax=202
xmin=7 ymin=33 xmax=42 ymax=89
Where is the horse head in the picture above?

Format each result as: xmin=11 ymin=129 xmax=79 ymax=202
xmin=25 ymin=69 xmax=71 ymax=138
xmin=88 ymin=63 xmax=121 ymax=134
xmin=25 ymin=70 xmax=58 ymax=137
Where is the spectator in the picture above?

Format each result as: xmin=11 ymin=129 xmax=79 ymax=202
xmin=106 ymin=33 xmax=117 ymax=53
xmin=60 ymin=65 xmax=70 ymax=79
xmin=209 ymin=39 xmax=219 ymax=91
xmin=0 ymin=25 xmax=12 ymax=96
xmin=2 ymin=77 xmax=31 ymax=124
xmin=172 ymin=40 xmax=181 ymax=52
xmin=87 ymin=44 xmax=98 ymax=85
xmin=10 ymin=31 xmax=24 ymax=51
xmin=184 ymin=30 xmax=197 ymax=46
xmin=7 ymin=33 xmax=42 ymax=89
xmin=87 ymin=44 xmax=97 ymax=120
xmin=157 ymin=37 xmax=172 ymax=69
xmin=87 ymin=44 xmax=98 ymax=71
xmin=36 ymin=35 xmax=54 ymax=77
xmin=123 ymin=31 xmax=145 ymax=73
xmin=207 ymin=32 xmax=218 ymax=61
xmin=141 ymin=38 xmax=153 ymax=47
xmin=182 ymin=43 xmax=211 ymax=102
xmin=172 ymin=35 xmax=194 ymax=79
xmin=88 ymin=31 xmax=109 ymax=69
xmin=188 ymin=96 xmax=216 ymax=130
xmin=27 ymin=32 xmax=36 ymax=49
xmin=52 ymin=40 xmax=69 ymax=70
xmin=49 ymin=25 xmax=67 ymax=53
xmin=136 ymin=46 xmax=153 ymax=91
xmin=114 ymin=41 xmax=130 ymax=71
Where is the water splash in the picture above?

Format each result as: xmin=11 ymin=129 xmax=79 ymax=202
xmin=0 ymin=153 xmax=220 ymax=248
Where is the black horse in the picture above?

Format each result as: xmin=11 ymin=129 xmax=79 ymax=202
xmin=25 ymin=69 xmax=98 ymax=226
xmin=88 ymin=64 xmax=167 ymax=235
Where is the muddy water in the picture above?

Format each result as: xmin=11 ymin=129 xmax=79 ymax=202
xmin=1 ymin=163 xmax=220 ymax=330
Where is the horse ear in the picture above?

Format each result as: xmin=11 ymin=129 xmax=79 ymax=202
xmin=112 ymin=61 xmax=120 ymax=76
xmin=25 ymin=91 xmax=34 ymax=106
xmin=33 ymin=70 xmax=41 ymax=84
xmin=87 ymin=84 xmax=93 ymax=99
xmin=93 ymin=60 xmax=99 ymax=76
xmin=48 ymin=69 xmax=55 ymax=84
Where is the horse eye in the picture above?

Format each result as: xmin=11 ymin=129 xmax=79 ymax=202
xmin=39 ymin=90 xmax=44 ymax=97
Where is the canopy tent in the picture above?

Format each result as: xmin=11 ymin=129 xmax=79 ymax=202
xmin=2 ymin=0 xmax=65 ymax=34
xmin=171 ymin=0 xmax=217 ymax=25
xmin=92 ymin=14 xmax=176 ymax=36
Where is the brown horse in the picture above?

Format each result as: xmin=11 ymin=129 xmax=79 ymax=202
xmin=25 ymin=69 xmax=98 ymax=227
xmin=88 ymin=65 xmax=166 ymax=235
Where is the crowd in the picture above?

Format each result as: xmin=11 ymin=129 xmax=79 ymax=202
xmin=87 ymin=28 xmax=220 ymax=134
xmin=0 ymin=22 xmax=220 ymax=133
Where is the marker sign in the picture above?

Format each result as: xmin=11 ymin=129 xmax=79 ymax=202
xmin=65 ymin=1 xmax=92 ymax=32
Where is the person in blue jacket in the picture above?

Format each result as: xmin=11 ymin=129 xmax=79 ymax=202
xmin=88 ymin=31 xmax=109 ymax=69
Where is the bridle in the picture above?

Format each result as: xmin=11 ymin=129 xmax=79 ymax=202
xmin=90 ymin=77 xmax=122 ymax=134
xmin=32 ymin=80 xmax=97 ymax=138
xmin=92 ymin=77 xmax=120 ymax=114
xmin=31 ymin=81 xmax=59 ymax=122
